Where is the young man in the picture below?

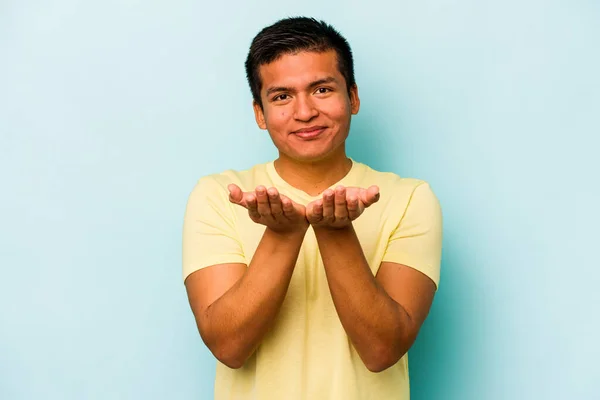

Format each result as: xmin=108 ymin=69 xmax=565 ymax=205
xmin=183 ymin=17 xmax=442 ymax=400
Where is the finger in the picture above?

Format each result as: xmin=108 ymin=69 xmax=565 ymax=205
xmin=347 ymin=194 xmax=362 ymax=220
xmin=361 ymin=185 xmax=380 ymax=207
xmin=267 ymin=188 xmax=284 ymax=219
xmin=322 ymin=189 xmax=335 ymax=218
xmin=228 ymin=184 xmax=244 ymax=205
xmin=311 ymin=199 xmax=324 ymax=221
xmin=246 ymin=193 xmax=260 ymax=220
xmin=255 ymin=186 xmax=273 ymax=220
xmin=280 ymin=195 xmax=296 ymax=219
xmin=334 ymin=186 xmax=348 ymax=221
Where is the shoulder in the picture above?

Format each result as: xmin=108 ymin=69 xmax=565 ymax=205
xmin=355 ymin=162 xmax=441 ymax=222
xmin=357 ymin=162 xmax=435 ymax=199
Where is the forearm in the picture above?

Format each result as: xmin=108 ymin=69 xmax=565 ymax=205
xmin=203 ymin=227 xmax=306 ymax=368
xmin=314 ymin=225 xmax=412 ymax=372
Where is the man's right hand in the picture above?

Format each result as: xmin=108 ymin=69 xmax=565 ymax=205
xmin=228 ymin=184 xmax=308 ymax=234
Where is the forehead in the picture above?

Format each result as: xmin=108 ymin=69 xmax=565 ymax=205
xmin=258 ymin=50 xmax=342 ymax=90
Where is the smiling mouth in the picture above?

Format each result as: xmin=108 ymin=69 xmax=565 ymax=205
xmin=292 ymin=126 xmax=327 ymax=139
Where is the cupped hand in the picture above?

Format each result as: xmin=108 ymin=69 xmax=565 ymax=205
xmin=306 ymin=185 xmax=380 ymax=229
xmin=228 ymin=184 xmax=308 ymax=233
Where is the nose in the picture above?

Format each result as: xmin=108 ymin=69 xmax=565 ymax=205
xmin=293 ymin=94 xmax=319 ymax=121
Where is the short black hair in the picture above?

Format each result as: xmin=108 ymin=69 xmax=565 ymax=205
xmin=245 ymin=17 xmax=356 ymax=108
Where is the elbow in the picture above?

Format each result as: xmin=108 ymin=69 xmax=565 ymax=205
xmin=364 ymin=348 xmax=404 ymax=373
xmin=363 ymin=337 xmax=412 ymax=373
xmin=216 ymin=353 xmax=246 ymax=370
xmin=209 ymin=339 xmax=250 ymax=370
xmin=364 ymin=322 xmax=418 ymax=372
xmin=197 ymin=324 xmax=250 ymax=369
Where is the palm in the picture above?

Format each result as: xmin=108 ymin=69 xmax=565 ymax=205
xmin=228 ymin=184 xmax=307 ymax=232
xmin=306 ymin=185 xmax=380 ymax=228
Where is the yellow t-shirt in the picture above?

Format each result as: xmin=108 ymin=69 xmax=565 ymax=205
xmin=182 ymin=159 xmax=442 ymax=400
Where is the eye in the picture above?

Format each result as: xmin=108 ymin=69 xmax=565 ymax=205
xmin=315 ymin=87 xmax=332 ymax=95
xmin=273 ymin=94 xmax=290 ymax=101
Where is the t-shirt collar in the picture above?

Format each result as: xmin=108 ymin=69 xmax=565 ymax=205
xmin=265 ymin=158 xmax=364 ymax=204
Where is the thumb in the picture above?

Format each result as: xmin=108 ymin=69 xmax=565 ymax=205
xmin=228 ymin=184 xmax=244 ymax=205
xmin=361 ymin=186 xmax=380 ymax=207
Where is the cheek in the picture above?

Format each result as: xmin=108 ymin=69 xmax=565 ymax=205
xmin=266 ymin=110 xmax=289 ymax=128
xmin=330 ymin=102 xmax=350 ymax=122
xmin=325 ymin=96 xmax=351 ymax=118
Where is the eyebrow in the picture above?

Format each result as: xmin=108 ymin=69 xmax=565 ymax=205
xmin=265 ymin=76 xmax=338 ymax=97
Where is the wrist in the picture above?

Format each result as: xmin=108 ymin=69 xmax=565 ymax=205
xmin=312 ymin=223 xmax=354 ymax=235
xmin=265 ymin=224 xmax=309 ymax=239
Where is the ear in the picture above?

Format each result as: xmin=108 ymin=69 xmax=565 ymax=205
xmin=349 ymin=84 xmax=360 ymax=115
xmin=253 ymin=100 xmax=267 ymax=130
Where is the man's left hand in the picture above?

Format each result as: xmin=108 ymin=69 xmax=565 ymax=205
xmin=306 ymin=185 xmax=380 ymax=230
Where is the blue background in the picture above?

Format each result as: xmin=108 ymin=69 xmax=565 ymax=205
xmin=1 ymin=1 xmax=599 ymax=399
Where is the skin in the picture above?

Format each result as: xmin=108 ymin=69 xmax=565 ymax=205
xmin=185 ymin=50 xmax=436 ymax=372
xmin=186 ymin=186 xmax=308 ymax=368
xmin=253 ymin=49 xmax=360 ymax=195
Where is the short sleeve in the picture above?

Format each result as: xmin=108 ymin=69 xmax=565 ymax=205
xmin=182 ymin=176 xmax=246 ymax=281
xmin=382 ymin=182 xmax=443 ymax=288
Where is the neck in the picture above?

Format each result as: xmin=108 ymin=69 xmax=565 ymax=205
xmin=274 ymin=150 xmax=352 ymax=196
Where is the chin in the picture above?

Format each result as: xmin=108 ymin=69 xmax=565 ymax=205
xmin=278 ymin=140 xmax=346 ymax=163
xmin=288 ymin=150 xmax=338 ymax=163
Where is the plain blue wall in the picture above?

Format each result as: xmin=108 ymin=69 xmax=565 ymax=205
xmin=1 ymin=1 xmax=599 ymax=399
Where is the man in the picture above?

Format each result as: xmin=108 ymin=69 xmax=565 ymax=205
xmin=183 ymin=17 xmax=442 ymax=400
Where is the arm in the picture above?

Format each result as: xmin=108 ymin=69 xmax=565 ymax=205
xmin=184 ymin=184 xmax=308 ymax=368
xmin=186 ymin=227 xmax=305 ymax=369
xmin=308 ymin=184 xmax=441 ymax=372
xmin=314 ymin=225 xmax=435 ymax=372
